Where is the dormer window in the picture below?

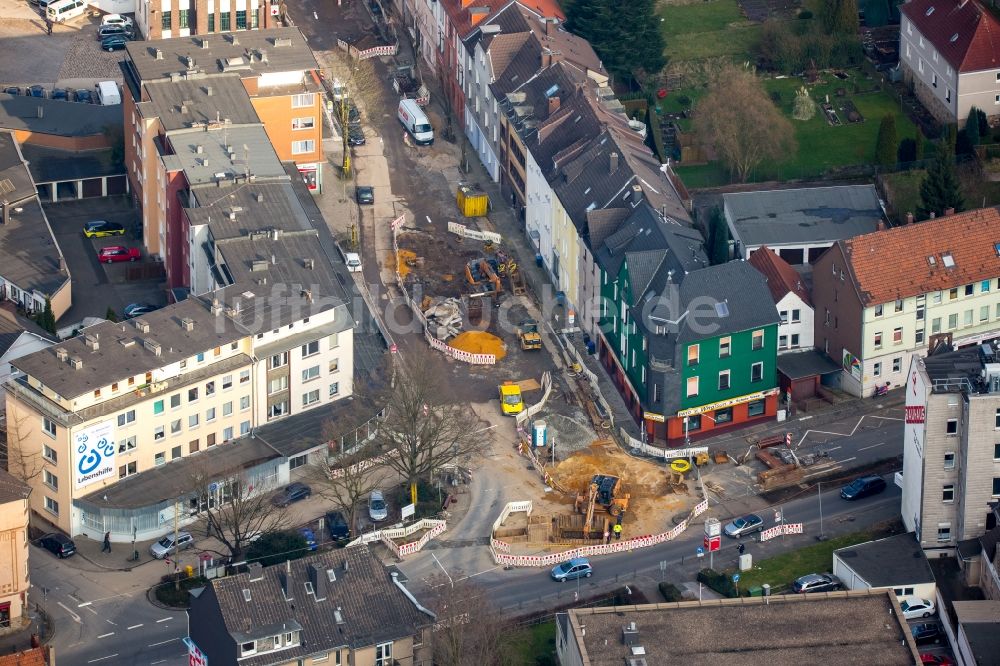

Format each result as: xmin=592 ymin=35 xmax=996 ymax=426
xmin=241 ymin=641 xmax=257 ymax=656
xmin=950 ymin=33 xmax=959 ymax=43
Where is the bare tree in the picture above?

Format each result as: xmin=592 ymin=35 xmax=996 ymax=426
xmin=375 ymin=358 xmax=492 ymax=504
xmin=692 ymin=64 xmax=797 ymax=183
xmin=1 ymin=403 xmax=44 ymax=483
xmin=191 ymin=473 xmax=286 ymax=561
xmin=424 ymin=575 xmax=513 ymax=666
xmin=305 ymin=440 xmax=388 ymax=533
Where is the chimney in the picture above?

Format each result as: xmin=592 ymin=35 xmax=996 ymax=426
xmin=37 ymin=106 xmax=43 ymax=119
xmin=609 ymin=152 xmax=619 ymax=174
xmin=180 ymin=317 xmax=195 ymax=332
xmin=200 ymin=37 xmax=209 ymax=49
xmin=185 ymin=56 xmax=194 ymax=69
xmin=308 ymin=564 xmax=328 ymax=602
xmin=876 ymin=220 xmax=886 ymax=231
xmin=1 ymin=203 xmax=8 ymax=225
xmin=143 ymin=339 xmax=162 ymax=356
xmin=84 ymin=334 xmax=100 ymax=351
xmin=631 ymin=183 xmax=643 ymax=203
xmin=545 ymin=17 xmax=553 ymax=36
xmin=255 ymin=193 xmax=263 ymax=203
xmin=469 ymin=6 xmax=489 ymax=26
xmin=196 ymin=145 xmax=203 ymax=154
xmin=548 ymin=96 xmax=560 ymax=115
xmin=205 ymin=85 xmax=213 ymax=96
xmin=134 ymin=319 xmax=150 ymax=333
xmin=55 ymin=348 xmax=68 ymax=362
xmin=929 ymin=211 xmax=936 ymax=219
xmin=155 ymin=48 xmax=163 ymax=60
xmin=304 ymin=258 xmax=314 ymax=270
xmin=70 ymin=357 xmax=83 ymax=369
xmin=248 ymin=562 xmax=264 ymax=582
xmin=906 ymin=212 xmax=914 ymax=225
xmin=944 ymin=207 xmax=955 ymax=216
xmin=302 ymin=289 xmax=313 ymax=303
xmin=210 ymin=299 xmax=223 ymax=316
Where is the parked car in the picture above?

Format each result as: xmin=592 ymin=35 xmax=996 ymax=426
xmin=38 ymin=533 xmax=76 ymax=558
xmin=325 ymin=510 xmax=350 ymax=541
xmin=299 ymin=527 xmax=318 ymax=551
xmin=84 ymin=219 xmax=125 ymax=237
xmin=920 ymin=654 xmax=955 ymax=665
xmin=343 ymin=252 xmax=362 ymax=273
xmin=3 ymin=86 xmax=21 ymax=96
xmin=50 ymin=88 xmax=69 ymax=101
xmin=98 ymin=245 xmax=140 ymax=263
xmin=97 ymin=23 xmax=132 ymax=40
xmin=355 ymin=185 xmax=374 ymax=205
xmin=900 ymin=596 xmax=937 ymax=620
xmin=551 ymin=557 xmax=592 ymax=582
xmin=724 ymin=513 xmax=764 ymax=538
xmin=74 ymin=89 xmax=93 ymax=103
xmin=271 ymin=482 xmax=312 ymax=507
xmin=911 ymin=623 xmax=943 ymax=646
xmin=101 ymin=35 xmax=128 ymax=52
xmin=348 ymin=103 xmax=360 ymax=123
xmin=792 ymin=573 xmax=840 ymax=593
xmin=149 ymin=531 xmax=194 ymax=559
xmin=347 ymin=126 xmax=366 ymax=146
xmin=123 ymin=302 xmax=158 ymax=319
xmin=368 ymin=490 xmax=387 ymax=522
xmin=101 ymin=13 xmax=134 ymax=27
xmin=28 ymin=85 xmax=45 ymax=98
xmin=840 ymin=475 xmax=887 ymax=501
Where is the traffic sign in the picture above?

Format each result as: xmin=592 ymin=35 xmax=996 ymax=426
xmin=774 ymin=510 xmax=783 ymax=524
xmin=704 ymin=534 xmax=721 ymax=552
xmin=732 ymin=573 xmax=740 ymax=583
xmin=696 ymin=546 xmax=705 ymax=558
xmin=390 ymin=343 xmax=398 ymax=353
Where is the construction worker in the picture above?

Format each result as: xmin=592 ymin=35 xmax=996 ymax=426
xmin=738 ymin=543 xmax=746 ymax=556
xmin=613 ymin=523 xmax=623 ymax=540
xmin=603 ymin=529 xmax=610 ymax=545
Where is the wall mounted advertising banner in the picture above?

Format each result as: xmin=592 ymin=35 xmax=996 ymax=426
xmin=74 ymin=421 xmax=116 ymax=489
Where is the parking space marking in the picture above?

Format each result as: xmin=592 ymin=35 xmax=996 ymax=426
xmin=148 ymin=638 xmax=181 ymax=647
xmin=87 ymin=654 xmax=118 ymax=663
xmin=56 ymin=601 xmax=81 ymax=624
xmin=127 ymin=623 xmax=143 ymax=630
xmin=156 ymin=617 xmax=172 ymax=623
xmin=98 ymin=632 xmax=114 ymax=639
xmin=859 ymin=442 xmax=885 ymax=451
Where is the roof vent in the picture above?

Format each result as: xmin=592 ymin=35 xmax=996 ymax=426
xmin=84 ymin=334 xmax=100 ymax=351
xmin=143 ymin=339 xmax=162 ymax=356
xmin=134 ymin=319 xmax=150 ymax=333
xmin=185 ymin=56 xmax=195 ymax=69
xmin=273 ymin=37 xmax=292 ymax=47
xmin=196 ymin=145 xmax=203 ymax=154
xmin=55 ymin=348 xmax=68 ymax=361
xmin=69 ymin=356 xmax=83 ymax=370
xmin=260 ymin=49 xmax=268 ymax=63
xmin=255 ymin=193 xmax=263 ymax=203
xmin=950 ymin=33 xmax=959 ymax=43
xmin=326 ymin=568 xmax=336 ymax=582
xmin=252 ymin=259 xmax=268 ymax=272
xmin=225 ymin=57 xmax=244 ymax=67
xmin=180 ymin=317 xmax=195 ymax=331
xmin=248 ymin=562 xmax=264 ymax=582
xmin=205 ymin=85 xmax=213 ymax=96
xmin=622 ymin=622 xmax=639 ymax=645
xmin=211 ymin=299 xmax=223 ymax=316
xmin=334 ymin=607 xmax=345 ymax=624
xmin=270 ymin=229 xmax=282 ymax=241
xmin=228 ymin=210 xmax=237 ymax=221
xmin=304 ymin=258 xmax=314 ymax=270
xmin=630 ymin=646 xmax=646 ymax=656
xmin=626 ymin=659 xmax=648 ymax=666
xmin=118 ymin=338 xmax=135 ymax=348
xmin=199 ymin=37 xmax=209 ymax=49
xmin=154 ymin=48 xmax=163 ymax=60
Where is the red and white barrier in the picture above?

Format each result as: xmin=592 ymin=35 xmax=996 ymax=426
xmin=759 ymin=523 xmax=805 ymax=542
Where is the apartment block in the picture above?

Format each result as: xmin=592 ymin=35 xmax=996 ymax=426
xmin=137 ymin=0 xmax=284 ymax=41
xmin=0 ymin=471 xmax=30 ymax=631
xmin=813 ymin=207 xmax=1000 ymax=397
xmin=902 ymin=344 xmax=1000 ymax=553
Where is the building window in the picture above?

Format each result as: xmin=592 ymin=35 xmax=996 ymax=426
xmin=329 ymin=382 xmax=340 ymax=397
xmin=687 ymin=345 xmax=699 ymax=366
xmin=292 ymin=139 xmax=316 ymax=154
xmin=206 ymin=407 xmax=216 ymax=422
xmin=375 ymin=642 xmax=393 ymax=666
xmin=685 ymin=414 xmax=702 ymax=431
xmin=303 ymin=390 xmax=320 ymax=407
xmin=719 ymin=337 xmax=731 ymax=358
xmin=241 ymin=421 xmax=250 ymax=435
xmin=751 ymin=330 xmax=764 ymax=350
xmin=718 ymin=370 xmax=731 ymax=391
xmin=270 ymin=353 xmax=288 ymax=369
xmin=155 ymin=452 xmax=166 ymax=466
xmin=269 ymin=403 xmax=288 ymax=420
xmin=996 ymin=408 xmax=1000 ymax=429
xmin=937 ymin=524 xmax=951 ymax=542
xmin=190 ymin=439 xmax=200 ymax=454
xmin=946 ymin=419 xmax=958 ymax=435
xmin=942 ymin=484 xmax=955 ymax=502
xmin=208 ymin=13 xmax=214 ymax=31
xmin=43 ymin=470 xmax=57 ymax=490
xmin=984 ymin=280 xmax=992 ymax=293
xmin=747 ymin=399 xmax=765 ymax=417
xmin=329 ymin=358 xmax=339 ymax=373
xmin=779 ymin=335 xmax=787 ymax=349
xmin=118 ymin=436 xmax=136 ymax=453
xmin=189 ymin=387 xmax=199 ymax=403
xmin=223 ymin=375 xmax=233 ymax=390
xmin=171 ymin=394 xmax=181 ymax=409
xmin=162 ymin=12 xmax=171 ymax=30
xmin=44 ymin=497 xmax=58 ymax=516
xmin=994 ymin=477 xmax=1000 ymax=496
xmin=292 ymin=117 xmax=316 ymax=130
xmin=302 ymin=340 xmax=320 ymax=357
xmin=43 ymin=417 xmax=57 ymax=437
xmin=153 ymin=400 xmax=164 ymax=415
xmin=944 ymin=451 xmax=955 ymax=469
xmin=893 ymin=357 xmax=901 ymax=373
xmin=292 ymin=93 xmax=316 ymax=108
xmin=119 ymin=462 xmax=137 ymax=479
xmin=780 ymin=310 xmax=789 ymax=323
xmin=172 ymin=445 xmax=182 ymax=460
xmin=189 ymin=414 xmax=199 ymax=428
xmin=42 ymin=445 xmax=57 ymax=463
xmin=241 ymin=395 xmax=251 ymax=411
xmin=289 ymin=454 xmax=308 ymax=470
xmin=206 ymin=381 xmax=215 ymax=396
xmin=915 ymin=329 xmax=925 ymax=344
xmin=220 ymin=11 xmax=231 ymax=31
xmin=874 ymin=304 xmax=883 ymax=317
xmin=686 ymin=376 xmax=698 ymax=397
xmin=240 ymin=370 xmax=251 ymax=384
xmin=965 ymin=284 xmax=974 ymax=296
xmin=178 ymin=8 xmax=189 ymax=28
xmin=714 ymin=407 xmax=733 ymax=424
xmin=117 ymin=410 xmax=136 ymax=427
xmin=750 ymin=362 xmax=763 ymax=383
xmin=873 ymin=362 xmax=882 ymax=377
xmin=155 ymin=426 xmax=165 ymax=440
xmin=302 ymin=365 xmax=320 ymax=382
xmin=982 ymin=306 xmax=990 ymax=323
xmin=892 ymin=328 xmax=902 ymax=344
xmin=931 ymin=318 xmax=941 ymax=333
xmin=251 ymin=8 xmax=259 ymax=28
xmin=224 ymin=426 xmax=234 ymax=441
xmin=236 ymin=9 xmax=247 ymax=29
xmin=223 ymin=402 xmax=233 ymax=416
xmin=269 ymin=376 xmax=288 ymax=394
xmin=873 ymin=332 xmax=883 ymax=349
xmin=171 ymin=419 xmax=182 ymax=435
xmin=241 ymin=642 xmax=256 ymax=657
xmin=196 ymin=353 xmax=205 ymax=363
xmin=965 ymin=309 xmax=974 ymax=326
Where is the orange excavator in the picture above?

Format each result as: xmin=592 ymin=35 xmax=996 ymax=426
xmin=465 ymin=258 xmax=502 ymax=296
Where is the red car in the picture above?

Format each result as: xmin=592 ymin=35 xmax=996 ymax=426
xmin=98 ymin=246 xmax=141 ymax=263
xmin=921 ymin=655 xmax=955 ymax=665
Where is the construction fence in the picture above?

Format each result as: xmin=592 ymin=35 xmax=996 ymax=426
xmin=489 ymin=498 xmax=709 ymax=568
xmin=346 ymin=517 xmax=448 ymax=559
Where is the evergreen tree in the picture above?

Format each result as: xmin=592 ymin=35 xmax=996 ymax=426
xmin=875 ymin=114 xmax=897 ymax=167
xmin=914 ymin=128 xmax=925 ymax=161
xmin=567 ymin=0 xmax=665 ymax=83
xmin=897 ymin=137 xmax=917 ymax=163
xmin=38 ymin=298 xmax=55 ymax=335
xmin=833 ymin=0 xmax=859 ymax=35
xmin=965 ymin=107 xmax=981 ymax=146
xmin=918 ymin=141 xmax=965 ymax=219
xmin=105 ymin=306 xmax=118 ymax=323
xmin=709 ymin=208 xmax=730 ymax=264
xmin=977 ymin=108 xmax=989 ymax=140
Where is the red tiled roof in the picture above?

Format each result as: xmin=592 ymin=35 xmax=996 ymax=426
xmin=901 ymin=0 xmax=1000 ymax=72
xmin=0 ymin=648 xmax=46 ymax=666
xmin=440 ymin=0 xmax=564 ymax=39
xmin=842 ymin=207 xmax=1000 ymax=305
xmin=748 ymin=246 xmax=812 ymax=306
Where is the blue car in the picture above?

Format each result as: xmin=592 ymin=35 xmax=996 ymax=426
xmin=551 ymin=557 xmax=592 ymax=582
xmin=299 ymin=527 xmax=317 ymax=551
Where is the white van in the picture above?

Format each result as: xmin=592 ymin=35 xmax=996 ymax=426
xmin=47 ymin=0 xmax=86 ymax=22
xmin=95 ymin=81 xmax=121 ymax=106
xmin=397 ymin=99 xmax=434 ymax=145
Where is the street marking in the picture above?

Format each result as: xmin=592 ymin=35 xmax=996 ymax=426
xmin=796 ymin=414 xmax=903 ymax=448
xmin=838 ymin=456 xmax=857 ymax=464
xmin=148 ymin=638 xmax=181 ymax=647
xmin=430 ymin=552 xmax=453 ymax=587
xmin=456 ymin=566 xmax=500 ymax=582
xmin=127 ymin=624 xmax=144 ymax=630
xmin=825 ymin=446 xmax=842 ymax=452
xmin=150 ymin=661 xmax=167 ymax=665
xmin=77 ymin=602 xmax=92 ymax=607
xmin=859 ymin=442 xmax=885 ymax=451
xmin=56 ymin=601 xmax=81 ymax=624
xmin=87 ymin=654 xmax=118 ymax=663
xmin=106 ymin=619 xmax=117 ymax=625
xmin=156 ymin=617 xmax=172 ymax=623
xmin=84 ymin=606 xmax=98 ymax=615
xmin=98 ymin=632 xmax=114 ymax=639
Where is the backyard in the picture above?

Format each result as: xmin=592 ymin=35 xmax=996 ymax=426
xmin=880 ymin=162 xmax=1000 ymax=223
xmin=659 ymin=0 xmax=762 ymax=62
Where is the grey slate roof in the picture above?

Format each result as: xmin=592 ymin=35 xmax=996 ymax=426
xmin=19 ymin=145 xmax=123 ymax=183
xmin=250 ymin=391 xmax=385 ymax=457
xmin=0 ymin=132 xmax=37 ymax=203
xmin=162 ymin=125 xmax=286 ymax=186
xmin=206 ymin=547 xmax=429 ymax=664
xmin=585 ymin=208 xmax=630 ymax=251
xmin=0 ymin=468 xmax=30 ymax=504
xmin=674 ymin=261 xmax=781 ymax=344
xmin=186 ymin=182 xmax=317 ymax=240
xmin=724 ymin=185 xmax=884 ymax=249
xmin=834 ymin=532 xmax=936 ymax=588
xmin=777 ymin=349 xmax=841 ymax=380
xmin=961 ymin=623 xmax=1000 ymax=666
xmin=624 ymin=249 xmax=668 ymax=306
xmin=125 ymin=28 xmax=318 ymax=83
xmin=11 ymin=297 xmax=249 ymax=399
xmin=0 ymin=93 xmax=123 ymax=137
xmin=140 ymin=76 xmax=259 ymax=132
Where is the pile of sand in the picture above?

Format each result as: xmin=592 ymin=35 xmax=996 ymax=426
xmin=449 ymin=331 xmax=507 ymax=360
xmin=395 ymin=250 xmax=417 ymax=278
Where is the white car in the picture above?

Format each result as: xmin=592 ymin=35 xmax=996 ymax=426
xmin=368 ymin=490 xmax=387 ymax=522
xmin=101 ymin=13 xmax=134 ymax=27
xmin=344 ymin=252 xmax=362 ymax=273
xmin=899 ymin=596 xmax=936 ymax=620
xmin=149 ymin=531 xmax=194 ymax=559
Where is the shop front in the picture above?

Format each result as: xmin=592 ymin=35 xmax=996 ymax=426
xmin=644 ymin=388 xmax=779 ymax=444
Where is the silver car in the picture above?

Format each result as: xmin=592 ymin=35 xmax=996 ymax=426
xmin=369 ymin=490 xmax=388 ymax=522
xmin=149 ymin=531 xmax=194 ymax=559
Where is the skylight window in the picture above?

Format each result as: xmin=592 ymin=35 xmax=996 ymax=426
xmin=942 ymin=253 xmax=955 ymax=268
xmin=544 ymin=84 xmax=559 ymax=98
xmin=715 ymin=302 xmax=730 ymax=318
xmin=925 ymin=7 xmax=935 ymax=15
xmin=242 ymin=589 xmax=251 ymax=602
xmin=304 ymin=582 xmax=314 ymax=595
xmin=950 ymin=33 xmax=959 ymax=43
xmin=928 ymin=255 xmax=937 ymax=266
xmin=994 ymin=242 xmax=1000 ymax=256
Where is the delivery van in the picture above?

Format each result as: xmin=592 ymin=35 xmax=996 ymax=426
xmin=95 ymin=81 xmax=121 ymax=106
xmin=397 ymin=98 xmax=434 ymax=145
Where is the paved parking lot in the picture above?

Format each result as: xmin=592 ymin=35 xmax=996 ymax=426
xmin=0 ymin=0 xmax=128 ymax=87
xmin=43 ymin=197 xmax=167 ymax=325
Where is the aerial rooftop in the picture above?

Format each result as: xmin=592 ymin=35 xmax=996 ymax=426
xmin=186 ymin=181 xmax=318 ymax=240
xmin=833 ymin=532 xmax=936 ymax=588
xmin=139 ymin=76 xmax=260 ymax=132
xmin=0 ymin=93 xmax=123 ymax=137
xmin=161 ymin=125 xmax=286 ymax=186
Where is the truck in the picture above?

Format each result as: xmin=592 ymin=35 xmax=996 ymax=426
xmin=517 ymin=319 xmax=542 ymax=351
xmin=498 ymin=382 xmax=524 ymax=416
xmin=397 ymin=98 xmax=434 ymax=145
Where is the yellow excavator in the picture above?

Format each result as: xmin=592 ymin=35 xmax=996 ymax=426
xmin=517 ymin=319 xmax=542 ymax=351
xmin=574 ymin=474 xmax=630 ymax=537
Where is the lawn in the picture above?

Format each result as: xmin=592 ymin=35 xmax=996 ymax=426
xmin=724 ymin=528 xmax=891 ymax=593
xmin=659 ymin=0 xmax=760 ymax=62
xmin=508 ymin=621 xmax=556 ymax=666
xmin=880 ymin=170 xmax=924 ymax=223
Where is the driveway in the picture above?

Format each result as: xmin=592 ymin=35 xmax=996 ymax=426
xmin=44 ymin=197 xmax=167 ymax=325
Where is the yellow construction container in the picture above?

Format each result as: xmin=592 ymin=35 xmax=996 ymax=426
xmin=456 ymin=185 xmax=489 ymax=217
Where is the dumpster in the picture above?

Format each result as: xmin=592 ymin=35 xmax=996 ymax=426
xmin=456 ymin=185 xmax=489 ymax=217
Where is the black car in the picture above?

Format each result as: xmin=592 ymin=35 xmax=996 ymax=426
xmin=123 ymin=302 xmax=158 ymax=319
xmin=28 ymin=85 xmax=45 ymax=99
xmin=101 ymin=35 xmax=128 ymax=52
xmin=97 ymin=24 xmax=132 ymax=40
xmin=3 ymin=86 xmax=20 ymax=96
xmin=347 ymin=127 xmax=366 ymax=146
xmin=911 ymin=623 xmax=943 ymax=646
xmin=74 ymin=89 xmax=93 ymax=104
xmin=325 ymin=510 xmax=350 ymax=541
xmin=271 ymin=482 xmax=312 ymax=507
xmin=348 ymin=104 xmax=360 ymax=123
xmin=50 ymin=88 xmax=69 ymax=101
xmin=38 ymin=533 xmax=76 ymax=558
xmin=356 ymin=185 xmax=374 ymax=205
xmin=841 ymin=475 xmax=888 ymax=501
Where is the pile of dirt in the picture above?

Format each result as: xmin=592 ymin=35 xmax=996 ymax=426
xmin=449 ymin=331 xmax=507 ymax=359
xmin=550 ymin=440 xmax=670 ymax=501
xmin=392 ymin=250 xmax=417 ymax=278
